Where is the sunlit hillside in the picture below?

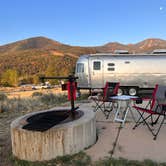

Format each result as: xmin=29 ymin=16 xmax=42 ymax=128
xmin=0 ymin=36 xmax=166 ymax=85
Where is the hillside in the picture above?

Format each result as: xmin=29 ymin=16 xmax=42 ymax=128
xmin=0 ymin=36 xmax=97 ymax=55
xmin=0 ymin=37 xmax=96 ymax=84
xmin=0 ymin=36 xmax=166 ymax=85
xmin=0 ymin=37 xmax=61 ymax=53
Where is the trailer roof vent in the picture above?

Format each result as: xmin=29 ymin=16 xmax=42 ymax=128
xmin=114 ymin=50 xmax=129 ymax=54
xmin=152 ymin=49 xmax=166 ymax=54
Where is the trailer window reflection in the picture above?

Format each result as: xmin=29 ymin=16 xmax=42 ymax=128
xmin=93 ymin=61 xmax=101 ymax=70
xmin=76 ymin=63 xmax=84 ymax=73
xmin=108 ymin=68 xmax=115 ymax=71
xmin=108 ymin=63 xmax=115 ymax=66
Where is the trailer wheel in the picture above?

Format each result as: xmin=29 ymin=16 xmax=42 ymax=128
xmin=128 ymin=88 xmax=137 ymax=96
xmin=117 ymin=88 xmax=123 ymax=96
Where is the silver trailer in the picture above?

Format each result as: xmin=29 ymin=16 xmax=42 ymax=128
xmin=75 ymin=51 xmax=166 ymax=95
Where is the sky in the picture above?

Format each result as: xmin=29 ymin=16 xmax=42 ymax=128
xmin=0 ymin=0 xmax=166 ymax=46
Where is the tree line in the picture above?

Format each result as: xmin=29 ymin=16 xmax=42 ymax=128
xmin=0 ymin=52 xmax=77 ymax=87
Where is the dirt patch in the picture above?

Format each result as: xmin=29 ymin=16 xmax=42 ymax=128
xmin=0 ymin=87 xmax=66 ymax=99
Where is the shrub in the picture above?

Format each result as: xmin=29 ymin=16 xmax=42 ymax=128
xmin=32 ymin=92 xmax=43 ymax=97
xmin=0 ymin=93 xmax=8 ymax=113
xmin=39 ymin=93 xmax=67 ymax=107
xmin=0 ymin=93 xmax=7 ymax=101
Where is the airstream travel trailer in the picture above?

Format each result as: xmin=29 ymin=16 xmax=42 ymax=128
xmin=75 ymin=50 xmax=166 ymax=95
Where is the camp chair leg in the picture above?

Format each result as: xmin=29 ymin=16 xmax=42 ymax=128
xmin=93 ymin=100 xmax=98 ymax=112
xmin=151 ymin=114 xmax=160 ymax=126
xmin=133 ymin=110 xmax=165 ymax=140
xmin=93 ymin=100 xmax=103 ymax=112
xmin=133 ymin=112 xmax=145 ymax=129
xmin=137 ymin=113 xmax=158 ymax=137
xmin=97 ymin=103 xmax=104 ymax=112
xmin=102 ymin=102 xmax=112 ymax=119
xmin=133 ymin=112 xmax=152 ymax=130
xmin=93 ymin=100 xmax=112 ymax=118
xmin=104 ymin=102 xmax=114 ymax=119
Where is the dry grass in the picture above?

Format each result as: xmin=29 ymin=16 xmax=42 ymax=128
xmin=0 ymin=91 xmax=69 ymax=166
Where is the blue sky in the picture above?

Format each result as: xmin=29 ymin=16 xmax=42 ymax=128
xmin=0 ymin=0 xmax=166 ymax=46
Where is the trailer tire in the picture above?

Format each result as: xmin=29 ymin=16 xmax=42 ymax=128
xmin=118 ymin=88 xmax=123 ymax=96
xmin=128 ymin=87 xmax=137 ymax=96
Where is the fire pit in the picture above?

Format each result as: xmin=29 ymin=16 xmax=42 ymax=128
xmin=11 ymin=75 xmax=96 ymax=161
xmin=11 ymin=108 xmax=96 ymax=161
xmin=22 ymin=110 xmax=83 ymax=132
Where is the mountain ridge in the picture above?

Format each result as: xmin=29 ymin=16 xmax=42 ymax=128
xmin=0 ymin=36 xmax=166 ymax=53
xmin=0 ymin=36 xmax=166 ymax=85
xmin=1 ymin=36 xmax=166 ymax=53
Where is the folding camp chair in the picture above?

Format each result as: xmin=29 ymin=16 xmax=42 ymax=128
xmin=132 ymin=84 xmax=166 ymax=140
xmin=89 ymin=82 xmax=120 ymax=119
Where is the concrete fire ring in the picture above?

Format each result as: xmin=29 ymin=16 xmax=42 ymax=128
xmin=11 ymin=108 xmax=96 ymax=161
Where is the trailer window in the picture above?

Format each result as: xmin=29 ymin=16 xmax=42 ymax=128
xmin=93 ymin=61 xmax=101 ymax=70
xmin=108 ymin=68 xmax=115 ymax=71
xmin=76 ymin=63 xmax=84 ymax=73
xmin=108 ymin=63 xmax=115 ymax=66
xmin=125 ymin=61 xmax=130 ymax=64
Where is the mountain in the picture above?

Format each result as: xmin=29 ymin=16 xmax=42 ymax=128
xmin=133 ymin=38 xmax=166 ymax=52
xmin=97 ymin=38 xmax=166 ymax=53
xmin=0 ymin=37 xmax=96 ymax=84
xmin=0 ymin=37 xmax=62 ymax=53
xmin=0 ymin=36 xmax=166 ymax=85
xmin=96 ymin=42 xmax=128 ymax=53
xmin=0 ymin=36 xmax=96 ymax=56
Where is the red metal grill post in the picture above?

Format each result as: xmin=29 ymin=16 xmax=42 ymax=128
xmin=40 ymin=75 xmax=79 ymax=118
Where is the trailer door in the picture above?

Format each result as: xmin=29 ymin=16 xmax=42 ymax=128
xmin=76 ymin=62 xmax=89 ymax=88
xmin=90 ymin=60 xmax=104 ymax=88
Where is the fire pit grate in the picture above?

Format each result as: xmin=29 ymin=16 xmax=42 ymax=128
xmin=22 ymin=110 xmax=83 ymax=132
